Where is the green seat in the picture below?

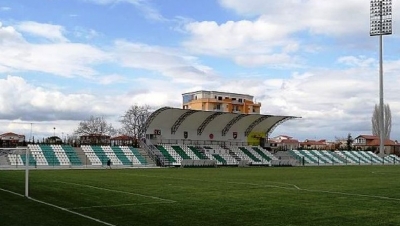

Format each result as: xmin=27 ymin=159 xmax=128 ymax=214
xmin=39 ymin=145 xmax=60 ymax=166
xmin=111 ymin=146 xmax=131 ymax=165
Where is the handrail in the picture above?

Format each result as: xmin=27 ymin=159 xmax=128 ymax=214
xmin=139 ymin=139 xmax=167 ymax=166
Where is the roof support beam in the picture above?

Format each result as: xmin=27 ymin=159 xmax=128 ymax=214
xmin=266 ymin=116 xmax=298 ymax=137
xmin=221 ymin=114 xmax=248 ymax=136
xmin=197 ymin=112 xmax=224 ymax=135
xmin=244 ymin=115 xmax=272 ymax=136
xmin=171 ymin=110 xmax=197 ymax=134
xmin=142 ymin=107 xmax=172 ymax=134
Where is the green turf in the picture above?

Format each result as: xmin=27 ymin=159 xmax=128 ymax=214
xmin=1 ymin=166 xmax=400 ymax=226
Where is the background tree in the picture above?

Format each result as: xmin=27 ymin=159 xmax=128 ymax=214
xmin=66 ymin=134 xmax=79 ymax=146
xmin=346 ymin=133 xmax=353 ymax=151
xmin=372 ymin=103 xmax=391 ymax=139
xmin=74 ymin=116 xmax=116 ymax=136
xmin=119 ymin=104 xmax=152 ymax=139
xmin=334 ymin=136 xmax=345 ymax=150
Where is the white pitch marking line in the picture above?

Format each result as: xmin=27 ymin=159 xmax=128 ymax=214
xmin=28 ymin=197 xmax=117 ymax=226
xmin=0 ymin=187 xmax=25 ymax=197
xmin=297 ymin=188 xmax=400 ymax=201
xmin=122 ymin=173 xmax=400 ymax=202
xmin=227 ymin=181 xmax=300 ymax=190
xmin=371 ymin=171 xmax=398 ymax=175
xmin=69 ymin=201 xmax=175 ymax=210
xmin=228 ymin=181 xmax=400 ymax=202
xmin=0 ymin=187 xmax=116 ymax=226
xmin=125 ymin=173 xmax=302 ymax=189
xmin=55 ymin=180 xmax=176 ymax=203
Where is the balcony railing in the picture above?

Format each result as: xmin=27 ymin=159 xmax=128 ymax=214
xmin=232 ymin=100 xmax=244 ymax=105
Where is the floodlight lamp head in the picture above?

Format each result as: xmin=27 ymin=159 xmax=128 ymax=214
xmin=370 ymin=0 xmax=393 ymax=36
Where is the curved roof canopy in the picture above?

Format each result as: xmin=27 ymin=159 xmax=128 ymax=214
xmin=144 ymin=107 xmax=299 ymax=141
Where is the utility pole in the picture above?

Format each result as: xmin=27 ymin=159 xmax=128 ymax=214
xmin=10 ymin=122 xmax=34 ymax=143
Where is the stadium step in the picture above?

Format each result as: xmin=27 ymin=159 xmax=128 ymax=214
xmin=188 ymin=146 xmax=208 ymax=159
xmin=172 ymin=146 xmax=191 ymax=160
xmin=238 ymin=147 xmax=261 ymax=162
xmin=252 ymin=147 xmax=272 ymax=161
xmin=228 ymin=150 xmax=241 ymax=161
xmin=212 ymin=154 xmax=227 ymax=164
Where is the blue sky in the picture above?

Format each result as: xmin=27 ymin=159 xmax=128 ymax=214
xmin=1 ymin=0 xmax=400 ymax=141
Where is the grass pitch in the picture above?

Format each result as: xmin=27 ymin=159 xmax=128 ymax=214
xmin=1 ymin=166 xmax=400 ymax=226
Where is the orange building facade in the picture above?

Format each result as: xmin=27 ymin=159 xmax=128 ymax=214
xmin=182 ymin=90 xmax=261 ymax=114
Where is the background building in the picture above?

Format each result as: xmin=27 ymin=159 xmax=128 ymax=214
xmin=353 ymin=135 xmax=400 ymax=154
xmin=182 ymin=90 xmax=261 ymax=114
xmin=0 ymin=132 xmax=25 ymax=147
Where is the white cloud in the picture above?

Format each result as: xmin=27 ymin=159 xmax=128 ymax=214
xmin=0 ymin=75 xmax=138 ymax=125
xmin=0 ymin=22 xmax=24 ymax=42
xmin=234 ymin=54 xmax=299 ymax=68
xmin=0 ymin=22 xmax=109 ymax=78
xmin=96 ymin=74 xmax=128 ymax=84
xmin=219 ymin=0 xmax=400 ymax=37
xmin=3 ymin=120 xmax=81 ymax=141
xmin=2 ymin=7 xmax=400 ymax=142
xmin=203 ymin=54 xmax=400 ymax=140
xmin=0 ymin=75 xmax=183 ymax=138
xmin=218 ymin=0 xmax=367 ymax=35
xmin=337 ymin=56 xmax=375 ymax=68
xmin=0 ymin=22 xmax=218 ymax=84
xmin=85 ymin=0 xmax=141 ymax=4
xmin=0 ymin=6 xmax=11 ymax=11
xmin=0 ymin=42 xmax=109 ymax=77
xmin=121 ymin=83 xmax=181 ymax=107
xmin=16 ymin=21 xmax=68 ymax=43
xmin=183 ymin=18 xmax=301 ymax=67
xmin=182 ymin=0 xmax=399 ymax=68
xmin=112 ymin=40 xmax=218 ymax=84
xmin=0 ymin=75 xmax=98 ymax=119
xmin=85 ymin=0 xmax=166 ymax=21
xmin=3 ymin=52 xmax=400 ymax=141
xmin=184 ymin=19 xmax=296 ymax=54
xmin=73 ymin=27 xmax=100 ymax=40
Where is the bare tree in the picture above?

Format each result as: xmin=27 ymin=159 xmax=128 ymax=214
xmin=74 ymin=116 xmax=116 ymax=136
xmin=119 ymin=104 xmax=152 ymax=139
xmin=334 ymin=136 xmax=345 ymax=150
xmin=372 ymin=104 xmax=391 ymax=139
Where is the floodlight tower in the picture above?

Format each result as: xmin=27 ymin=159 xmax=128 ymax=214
xmin=370 ymin=0 xmax=392 ymax=156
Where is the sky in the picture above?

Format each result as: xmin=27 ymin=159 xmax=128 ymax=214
xmin=0 ymin=0 xmax=400 ymax=142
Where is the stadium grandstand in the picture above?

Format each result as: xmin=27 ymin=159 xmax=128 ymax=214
xmin=140 ymin=106 xmax=297 ymax=167
xmin=1 ymin=90 xmax=400 ymax=168
xmin=2 ymin=144 xmax=149 ymax=168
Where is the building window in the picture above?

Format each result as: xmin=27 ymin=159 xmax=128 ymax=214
xmin=218 ymin=96 xmax=222 ymax=100
xmin=238 ymin=98 xmax=242 ymax=103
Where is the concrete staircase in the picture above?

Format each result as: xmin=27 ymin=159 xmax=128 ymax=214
xmin=136 ymin=148 xmax=156 ymax=166
xmin=228 ymin=149 xmax=241 ymax=162
xmin=72 ymin=147 xmax=89 ymax=165
xmin=274 ymin=151 xmax=299 ymax=166
xmin=0 ymin=155 xmax=9 ymax=166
